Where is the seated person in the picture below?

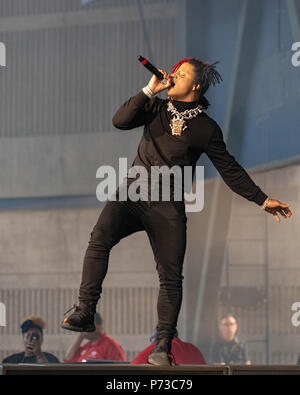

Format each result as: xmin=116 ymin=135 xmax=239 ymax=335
xmin=210 ymin=314 xmax=251 ymax=365
xmin=2 ymin=315 xmax=60 ymax=363
xmin=64 ymin=312 xmax=126 ymax=362
xmin=131 ymin=327 xmax=206 ymax=365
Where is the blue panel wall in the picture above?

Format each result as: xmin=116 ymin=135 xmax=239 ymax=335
xmin=185 ymin=0 xmax=299 ymax=178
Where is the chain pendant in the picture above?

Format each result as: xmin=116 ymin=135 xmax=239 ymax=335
xmin=167 ymin=100 xmax=203 ymax=137
xmin=170 ymin=119 xmax=185 ymax=136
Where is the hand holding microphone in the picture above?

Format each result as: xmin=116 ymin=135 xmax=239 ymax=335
xmin=138 ymin=55 xmax=174 ymax=95
xmin=147 ymin=68 xmax=174 ymax=94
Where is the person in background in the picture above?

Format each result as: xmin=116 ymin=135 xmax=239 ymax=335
xmin=64 ymin=312 xmax=126 ymax=362
xmin=131 ymin=327 xmax=206 ymax=366
xmin=2 ymin=315 xmax=60 ymax=363
xmin=210 ymin=314 xmax=251 ymax=365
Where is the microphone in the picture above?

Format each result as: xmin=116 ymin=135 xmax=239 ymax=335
xmin=137 ymin=56 xmax=168 ymax=85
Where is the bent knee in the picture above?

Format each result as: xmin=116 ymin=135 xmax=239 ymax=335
xmin=89 ymin=226 xmax=120 ymax=250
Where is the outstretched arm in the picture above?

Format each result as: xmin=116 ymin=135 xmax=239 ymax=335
xmin=261 ymin=197 xmax=292 ymax=222
xmin=204 ymin=123 xmax=292 ymax=222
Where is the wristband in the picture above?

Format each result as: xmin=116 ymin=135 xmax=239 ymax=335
xmin=261 ymin=197 xmax=270 ymax=210
xmin=142 ymin=85 xmax=155 ymax=99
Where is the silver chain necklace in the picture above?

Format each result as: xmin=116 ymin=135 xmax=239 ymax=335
xmin=167 ymin=100 xmax=203 ymax=136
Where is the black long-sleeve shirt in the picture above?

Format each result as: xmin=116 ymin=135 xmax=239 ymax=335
xmin=112 ymin=90 xmax=268 ymax=206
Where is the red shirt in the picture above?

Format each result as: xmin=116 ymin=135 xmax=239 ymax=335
xmin=131 ymin=337 xmax=206 ymax=365
xmin=64 ymin=332 xmax=126 ymax=363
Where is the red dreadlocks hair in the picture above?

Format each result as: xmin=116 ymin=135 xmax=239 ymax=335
xmin=171 ymin=57 xmax=223 ymax=110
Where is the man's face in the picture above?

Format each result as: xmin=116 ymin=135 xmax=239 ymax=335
xmin=82 ymin=323 xmax=103 ymax=340
xmin=219 ymin=316 xmax=238 ymax=342
xmin=23 ymin=328 xmax=43 ymax=354
xmin=167 ymin=62 xmax=199 ymax=100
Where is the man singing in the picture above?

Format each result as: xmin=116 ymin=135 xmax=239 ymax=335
xmin=61 ymin=57 xmax=292 ymax=366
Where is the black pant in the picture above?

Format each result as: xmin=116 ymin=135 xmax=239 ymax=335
xmin=79 ymin=197 xmax=187 ymax=341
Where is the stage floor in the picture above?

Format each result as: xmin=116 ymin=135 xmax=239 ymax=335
xmin=2 ymin=363 xmax=300 ymax=375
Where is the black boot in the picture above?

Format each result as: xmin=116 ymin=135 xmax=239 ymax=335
xmin=61 ymin=302 xmax=96 ymax=332
xmin=147 ymin=337 xmax=173 ymax=367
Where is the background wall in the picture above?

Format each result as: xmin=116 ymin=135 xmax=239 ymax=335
xmin=182 ymin=0 xmax=300 ymax=362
